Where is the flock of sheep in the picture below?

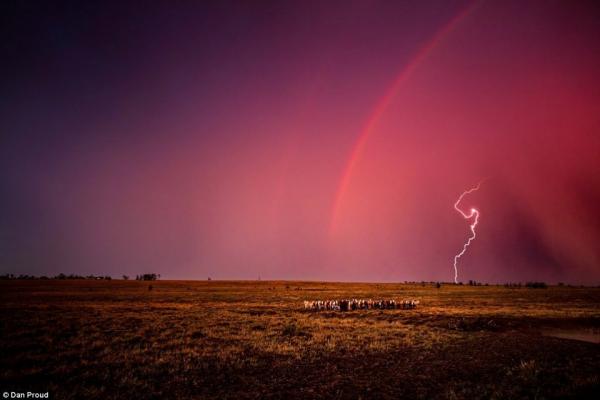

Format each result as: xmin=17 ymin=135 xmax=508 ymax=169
xmin=303 ymin=299 xmax=419 ymax=311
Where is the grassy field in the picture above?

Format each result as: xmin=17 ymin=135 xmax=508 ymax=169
xmin=1 ymin=280 xmax=599 ymax=399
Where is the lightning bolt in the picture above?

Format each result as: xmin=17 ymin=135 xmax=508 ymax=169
xmin=452 ymin=180 xmax=486 ymax=284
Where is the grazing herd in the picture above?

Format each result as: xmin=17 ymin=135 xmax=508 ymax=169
xmin=303 ymin=299 xmax=419 ymax=311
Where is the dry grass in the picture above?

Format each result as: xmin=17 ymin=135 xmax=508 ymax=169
xmin=1 ymin=280 xmax=599 ymax=399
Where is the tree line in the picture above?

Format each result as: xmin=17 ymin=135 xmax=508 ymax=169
xmin=0 ymin=273 xmax=160 ymax=281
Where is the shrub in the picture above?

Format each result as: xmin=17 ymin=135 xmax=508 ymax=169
xmin=281 ymin=323 xmax=310 ymax=338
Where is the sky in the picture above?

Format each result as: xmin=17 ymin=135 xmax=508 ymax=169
xmin=1 ymin=0 xmax=599 ymax=283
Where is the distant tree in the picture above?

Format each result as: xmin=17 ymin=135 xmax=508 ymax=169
xmin=436 ymin=282 xmax=441 ymax=289
xmin=122 ymin=275 xmax=129 ymax=280
xmin=525 ymin=282 xmax=547 ymax=289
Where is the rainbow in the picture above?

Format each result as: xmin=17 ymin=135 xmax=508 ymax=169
xmin=328 ymin=2 xmax=478 ymax=235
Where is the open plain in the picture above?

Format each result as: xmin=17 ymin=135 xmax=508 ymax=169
xmin=1 ymin=280 xmax=599 ymax=399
